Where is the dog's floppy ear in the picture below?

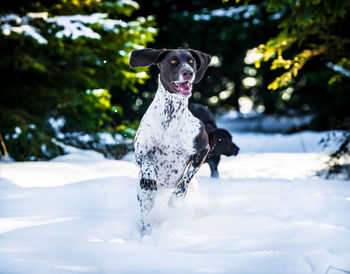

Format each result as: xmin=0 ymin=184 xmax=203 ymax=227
xmin=129 ymin=48 xmax=169 ymax=68
xmin=189 ymin=49 xmax=211 ymax=83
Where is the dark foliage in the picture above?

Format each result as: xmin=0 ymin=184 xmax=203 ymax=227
xmin=0 ymin=0 xmax=156 ymax=160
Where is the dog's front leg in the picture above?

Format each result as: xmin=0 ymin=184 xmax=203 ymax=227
xmin=136 ymin=155 xmax=157 ymax=234
xmin=172 ymin=161 xmax=197 ymax=198
xmin=172 ymin=145 xmax=209 ymax=198
xmin=207 ymin=155 xmax=220 ymax=178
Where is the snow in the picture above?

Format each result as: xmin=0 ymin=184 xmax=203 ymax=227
xmin=1 ymin=131 xmax=350 ymax=274
xmin=327 ymin=62 xmax=350 ymax=78
xmin=48 ymin=116 xmax=129 ymax=146
xmin=46 ymin=13 xmax=129 ymax=40
xmin=217 ymin=110 xmax=313 ymax=133
xmin=211 ymin=5 xmax=257 ymax=19
xmin=1 ymin=11 xmax=133 ymax=43
xmin=193 ymin=5 xmax=257 ymax=21
xmin=117 ymin=0 xmax=140 ymax=9
xmin=0 ymin=13 xmax=48 ymax=44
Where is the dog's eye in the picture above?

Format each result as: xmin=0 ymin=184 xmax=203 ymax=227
xmin=170 ymin=59 xmax=177 ymax=65
xmin=188 ymin=59 xmax=194 ymax=64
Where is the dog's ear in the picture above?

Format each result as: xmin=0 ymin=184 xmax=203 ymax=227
xmin=129 ymin=48 xmax=170 ymax=68
xmin=189 ymin=49 xmax=211 ymax=83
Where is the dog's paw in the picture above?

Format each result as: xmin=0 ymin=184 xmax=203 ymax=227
xmin=211 ymin=170 xmax=219 ymax=178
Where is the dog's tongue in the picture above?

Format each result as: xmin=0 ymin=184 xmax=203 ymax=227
xmin=178 ymin=82 xmax=191 ymax=96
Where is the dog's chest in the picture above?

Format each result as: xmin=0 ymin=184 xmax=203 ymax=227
xmin=144 ymin=107 xmax=200 ymax=186
xmin=135 ymin=84 xmax=201 ymax=187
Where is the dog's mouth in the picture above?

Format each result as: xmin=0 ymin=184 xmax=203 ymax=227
xmin=171 ymin=81 xmax=192 ymax=96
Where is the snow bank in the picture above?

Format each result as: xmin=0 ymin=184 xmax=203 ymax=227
xmin=230 ymin=131 xmax=337 ymax=154
xmin=1 ymin=132 xmax=350 ymax=273
xmin=217 ymin=111 xmax=313 ymax=133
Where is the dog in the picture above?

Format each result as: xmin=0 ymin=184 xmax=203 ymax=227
xmin=189 ymin=103 xmax=240 ymax=178
xmin=129 ymin=48 xmax=211 ymax=233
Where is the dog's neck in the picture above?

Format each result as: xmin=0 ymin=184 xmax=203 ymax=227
xmin=153 ymin=75 xmax=189 ymax=126
xmin=155 ymin=75 xmax=189 ymax=108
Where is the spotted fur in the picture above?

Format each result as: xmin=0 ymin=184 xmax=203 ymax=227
xmin=135 ymin=76 xmax=201 ymax=185
xmin=135 ymin=76 xmax=209 ymax=233
xmin=130 ymin=48 xmax=211 ymax=234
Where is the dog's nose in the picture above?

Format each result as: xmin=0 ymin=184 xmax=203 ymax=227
xmin=181 ymin=69 xmax=194 ymax=81
xmin=233 ymin=146 xmax=240 ymax=156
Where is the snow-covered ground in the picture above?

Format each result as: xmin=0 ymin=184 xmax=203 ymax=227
xmin=1 ymin=131 xmax=350 ymax=274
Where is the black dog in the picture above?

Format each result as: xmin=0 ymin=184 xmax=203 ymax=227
xmin=129 ymin=49 xmax=211 ymax=233
xmin=189 ymin=103 xmax=239 ymax=178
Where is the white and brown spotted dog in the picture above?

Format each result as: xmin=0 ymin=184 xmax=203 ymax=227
xmin=129 ymin=48 xmax=211 ymax=233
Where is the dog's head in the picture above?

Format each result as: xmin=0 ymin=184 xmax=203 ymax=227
xmin=208 ymin=128 xmax=239 ymax=157
xmin=129 ymin=48 xmax=211 ymax=97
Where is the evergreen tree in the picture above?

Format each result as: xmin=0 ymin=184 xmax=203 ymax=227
xmin=0 ymin=0 xmax=157 ymax=161
xmin=239 ymin=0 xmax=350 ymax=177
